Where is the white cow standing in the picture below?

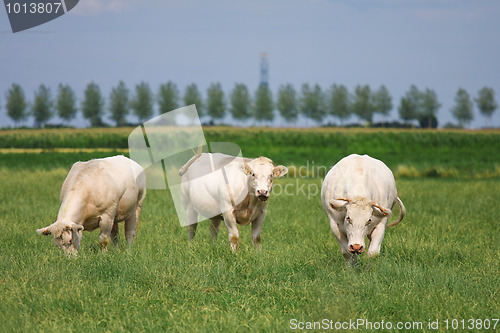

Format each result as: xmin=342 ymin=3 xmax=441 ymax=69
xmin=321 ymin=154 xmax=405 ymax=261
xmin=179 ymin=153 xmax=288 ymax=251
xmin=37 ymin=155 xmax=146 ymax=255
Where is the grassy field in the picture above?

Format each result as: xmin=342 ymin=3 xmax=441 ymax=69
xmin=1 ymin=127 xmax=500 ymax=177
xmin=0 ymin=128 xmax=499 ymax=332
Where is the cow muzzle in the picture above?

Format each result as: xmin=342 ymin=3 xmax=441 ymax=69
xmin=257 ymin=190 xmax=269 ymax=201
xmin=349 ymin=243 xmax=364 ymax=254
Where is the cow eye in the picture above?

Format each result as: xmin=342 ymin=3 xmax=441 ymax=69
xmin=346 ymin=217 xmax=352 ymax=224
xmin=367 ymin=219 xmax=372 ymax=225
xmin=251 ymin=173 xmax=256 ymax=178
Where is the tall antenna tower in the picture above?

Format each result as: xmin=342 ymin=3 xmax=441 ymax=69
xmin=260 ymin=53 xmax=269 ymax=87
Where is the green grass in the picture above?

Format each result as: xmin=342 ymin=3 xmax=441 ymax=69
xmin=1 ymin=127 xmax=500 ymax=177
xmin=0 ymin=128 xmax=498 ymax=331
xmin=0 ymin=164 xmax=498 ymax=332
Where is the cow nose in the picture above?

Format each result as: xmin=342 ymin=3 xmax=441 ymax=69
xmin=257 ymin=190 xmax=268 ymax=196
xmin=349 ymin=244 xmax=364 ymax=254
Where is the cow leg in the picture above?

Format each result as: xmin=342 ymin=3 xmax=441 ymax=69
xmin=123 ymin=198 xmax=144 ymax=247
xmin=222 ymin=211 xmax=239 ymax=252
xmin=186 ymin=207 xmax=198 ymax=242
xmin=187 ymin=223 xmax=197 ymax=242
xmin=367 ymin=221 xmax=387 ymax=258
xmin=209 ymin=218 xmax=222 ymax=241
xmin=111 ymin=221 xmax=119 ymax=247
xmin=98 ymin=214 xmax=114 ymax=252
xmin=329 ymin=218 xmax=353 ymax=261
xmin=251 ymin=214 xmax=265 ymax=250
xmin=124 ymin=214 xmax=137 ymax=247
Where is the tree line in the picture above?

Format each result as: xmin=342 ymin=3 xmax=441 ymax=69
xmin=3 ymin=81 xmax=498 ymax=128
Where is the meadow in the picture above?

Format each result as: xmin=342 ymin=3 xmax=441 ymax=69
xmin=0 ymin=127 xmax=499 ymax=332
xmin=1 ymin=127 xmax=500 ymax=177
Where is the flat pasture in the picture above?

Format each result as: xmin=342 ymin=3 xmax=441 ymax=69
xmin=0 ymin=128 xmax=498 ymax=332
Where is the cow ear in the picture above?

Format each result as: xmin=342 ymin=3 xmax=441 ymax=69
xmin=36 ymin=226 xmax=52 ymax=236
xmin=372 ymin=202 xmax=391 ymax=217
xmin=243 ymin=163 xmax=253 ymax=175
xmin=329 ymin=199 xmax=349 ymax=211
xmin=273 ymin=165 xmax=288 ymax=178
xmin=67 ymin=222 xmax=84 ymax=232
xmin=72 ymin=223 xmax=84 ymax=232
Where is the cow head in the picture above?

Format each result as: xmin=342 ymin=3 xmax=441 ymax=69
xmin=243 ymin=157 xmax=288 ymax=201
xmin=330 ymin=197 xmax=391 ymax=254
xmin=36 ymin=220 xmax=84 ymax=256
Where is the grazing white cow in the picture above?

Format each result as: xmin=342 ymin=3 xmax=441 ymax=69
xmin=179 ymin=153 xmax=287 ymax=251
xmin=37 ymin=155 xmax=146 ymax=255
xmin=321 ymin=154 xmax=405 ymax=261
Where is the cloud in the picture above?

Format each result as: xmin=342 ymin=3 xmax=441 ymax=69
xmin=330 ymin=0 xmax=499 ymax=23
xmin=413 ymin=5 xmax=497 ymax=22
xmin=71 ymin=0 xmax=142 ymax=15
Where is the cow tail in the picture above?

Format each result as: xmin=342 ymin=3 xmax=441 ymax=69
xmin=178 ymin=144 xmax=204 ymax=176
xmin=387 ymin=196 xmax=406 ymax=228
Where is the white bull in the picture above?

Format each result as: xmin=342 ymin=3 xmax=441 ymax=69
xmin=37 ymin=155 xmax=146 ymax=255
xmin=179 ymin=153 xmax=287 ymax=251
xmin=321 ymin=154 xmax=405 ymax=261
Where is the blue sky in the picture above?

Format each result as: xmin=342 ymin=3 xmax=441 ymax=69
xmin=1 ymin=0 xmax=499 ymax=128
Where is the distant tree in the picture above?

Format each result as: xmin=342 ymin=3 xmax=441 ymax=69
xmin=56 ymin=83 xmax=77 ymax=125
xmin=398 ymin=85 xmax=421 ymax=125
xmin=277 ymin=83 xmax=298 ymax=124
xmin=32 ymin=84 xmax=53 ymax=128
xmin=418 ymin=115 xmax=438 ymax=129
xmin=351 ymin=84 xmax=374 ymax=124
xmin=206 ymin=82 xmax=226 ymax=122
xmin=398 ymin=97 xmax=417 ymax=125
xmin=81 ymin=82 xmax=105 ymax=127
xmin=372 ymin=85 xmax=392 ymax=122
xmin=300 ymin=83 xmax=326 ymax=124
xmin=109 ymin=81 xmax=129 ymax=127
xmin=158 ymin=81 xmax=180 ymax=115
xmin=131 ymin=82 xmax=154 ymax=123
xmin=254 ymin=84 xmax=274 ymax=123
xmin=474 ymin=87 xmax=497 ymax=127
xmin=5 ymin=83 xmax=28 ymax=126
xmin=230 ymin=83 xmax=252 ymax=123
xmin=327 ymin=84 xmax=350 ymax=126
xmin=184 ymin=83 xmax=203 ymax=116
xmin=451 ymin=88 xmax=474 ymax=128
xmin=419 ymin=88 xmax=441 ymax=128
